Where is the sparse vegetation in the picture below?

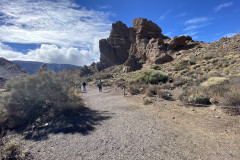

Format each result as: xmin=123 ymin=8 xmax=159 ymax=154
xmin=180 ymin=76 xmax=240 ymax=113
xmin=85 ymin=77 xmax=93 ymax=82
xmin=150 ymin=64 xmax=161 ymax=70
xmin=188 ymin=94 xmax=211 ymax=105
xmin=157 ymin=90 xmax=173 ymax=101
xmin=143 ymin=98 xmax=153 ymax=105
xmin=100 ymin=73 xmax=113 ymax=79
xmin=200 ymin=77 xmax=229 ymax=87
xmin=145 ymin=85 xmax=159 ymax=97
xmin=129 ymin=69 xmax=168 ymax=84
xmin=0 ymin=71 xmax=84 ymax=129
xmin=128 ymin=83 xmax=146 ymax=95
xmin=0 ymin=140 xmax=24 ymax=160
xmin=174 ymin=60 xmax=195 ymax=71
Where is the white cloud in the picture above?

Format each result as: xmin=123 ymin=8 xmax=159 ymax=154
xmin=214 ymin=2 xmax=233 ymax=12
xmin=163 ymin=32 xmax=174 ymax=37
xmin=0 ymin=43 xmax=96 ymax=66
xmin=175 ymin=12 xmax=187 ymax=18
xmin=159 ymin=10 xmax=172 ymax=20
xmin=183 ymin=23 xmax=210 ymax=31
xmin=0 ymin=0 xmax=112 ymax=65
xmin=183 ymin=17 xmax=212 ymax=39
xmin=184 ymin=31 xmax=198 ymax=36
xmin=185 ymin=17 xmax=209 ymax=24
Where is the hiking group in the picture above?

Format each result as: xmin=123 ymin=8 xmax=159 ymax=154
xmin=79 ymin=80 xmax=102 ymax=92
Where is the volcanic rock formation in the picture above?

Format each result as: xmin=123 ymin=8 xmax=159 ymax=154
xmin=79 ymin=17 xmax=198 ymax=76
xmin=99 ymin=18 xmax=197 ymax=72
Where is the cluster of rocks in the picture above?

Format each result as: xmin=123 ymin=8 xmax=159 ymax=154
xmin=79 ymin=18 xmax=198 ymax=76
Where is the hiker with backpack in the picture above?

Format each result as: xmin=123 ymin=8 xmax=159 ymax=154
xmin=97 ymin=80 xmax=102 ymax=92
xmin=82 ymin=81 xmax=86 ymax=92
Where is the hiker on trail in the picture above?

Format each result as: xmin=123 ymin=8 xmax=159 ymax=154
xmin=123 ymin=85 xmax=126 ymax=96
xmin=97 ymin=80 xmax=102 ymax=92
xmin=82 ymin=81 xmax=86 ymax=92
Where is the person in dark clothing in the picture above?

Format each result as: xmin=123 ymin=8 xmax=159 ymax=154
xmin=82 ymin=81 xmax=86 ymax=92
xmin=97 ymin=80 xmax=102 ymax=92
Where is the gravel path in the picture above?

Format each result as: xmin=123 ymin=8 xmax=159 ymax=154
xmin=22 ymin=86 xmax=239 ymax=160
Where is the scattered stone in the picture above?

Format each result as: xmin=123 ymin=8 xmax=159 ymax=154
xmin=172 ymin=116 xmax=175 ymax=119
xmin=215 ymin=116 xmax=221 ymax=119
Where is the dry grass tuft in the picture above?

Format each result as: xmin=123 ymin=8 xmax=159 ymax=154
xmin=200 ymin=77 xmax=229 ymax=87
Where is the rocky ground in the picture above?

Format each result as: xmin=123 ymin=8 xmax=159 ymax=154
xmin=5 ymin=86 xmax=239 ymax=160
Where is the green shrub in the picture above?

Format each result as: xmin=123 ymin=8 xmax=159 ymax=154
xmin=188 ymin=94 xmax=211 ymax=105
xmin=129 ymin=69 xmax=168 ymax=84
xmin=1 ymin=71 xmax=84 ymax=129
xmin=100 ymin=73 xmax=113 ymax=79
xmin=150 ymin=64 xmax=161 ymax=70
xmin=0 ymin=140 xmax=24 ymax=160
xmin=143 ymin=99 xmax=153 ymax=105
xmin=174 ymin=60 xmax=195 ymax=71
xmin=85 ymin=77 xmax=93 ymax=82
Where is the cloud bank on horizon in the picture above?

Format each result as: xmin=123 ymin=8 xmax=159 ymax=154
xmin=0 ymin=0 xmax=239 ymax=66
xmin=0 ymin=0 xmax=112 ymax=66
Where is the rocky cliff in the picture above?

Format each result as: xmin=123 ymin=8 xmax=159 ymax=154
xmin=99 ymin=18 xmax=198 ymax=72
xmin=79 ymin=17 xmax=198 ymax=76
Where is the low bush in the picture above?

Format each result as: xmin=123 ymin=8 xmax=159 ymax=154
xmin=100 ymin=73 xmax=113 ymax=79
xmin=145 ymin=85 xmax=159 ymax=97
xmin=150 ymin=64 xmax=161 ymax=70
xmin=200 ymin=77 xmax=229 ymax=87
xmin=128 ymin=83 xmax=146 ymax=95
xmin=180 ymin=76 xmax=240 ymax=113
xmin=85 ymin=77 xmax=93 ymax=82
xmin=1 ymin=71 xmax=84 ymax=129
xmin=129 ymin=69 xmax=168 ymax=84
xmin=188 ymin=94 xmax=211 ymax=105
xmin=143 ymin=99 xmax=153 ymax=105
xmin=174 ymin=60 xmax=195 ymax=71
xmin=158 ymin=90 xmax=173 ymax=101
xmin=0 ymin=140 xmax=24 ymax=160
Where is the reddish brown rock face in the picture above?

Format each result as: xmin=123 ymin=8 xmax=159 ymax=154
xmin=132 ymin=18 xmax=162 ymax=39
xmin=97 ymin=18 xmax=197 ymax=73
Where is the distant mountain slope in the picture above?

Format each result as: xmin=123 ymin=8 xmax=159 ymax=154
xmin=0 ymin=57 xmax=25 ymax=88
xmin=0 ymin=57 xmax=25 ymax=79
xmin=11 ymin=60 xmax=82 ymax=74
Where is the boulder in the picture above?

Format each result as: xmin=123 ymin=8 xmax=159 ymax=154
xmin=132 ymin=18 xmax=162 ymax=39
xmin=123 ymin=55 xmax=142 ymax=72
xmin=168 ymin=36 xmax=192 ymax=50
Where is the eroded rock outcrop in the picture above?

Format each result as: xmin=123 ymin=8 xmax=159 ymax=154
xmin=168 ymin=36 xmax=192 ymax=50
xmin=99 ymin=21 xmax=131 ymax=67
xmin=80 ymin=18 xmax=198 ymax=76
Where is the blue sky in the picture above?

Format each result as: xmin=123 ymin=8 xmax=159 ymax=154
xmin=0 ymin=0 xmax=239 ymax=66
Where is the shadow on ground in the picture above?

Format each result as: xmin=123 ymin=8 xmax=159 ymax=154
xmin=17 ymin=107 xmax=113 ymax=141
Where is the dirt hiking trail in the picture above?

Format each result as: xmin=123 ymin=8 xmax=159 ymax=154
xmin=19 ymin=86 xmax=240 ymax=159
